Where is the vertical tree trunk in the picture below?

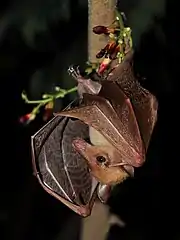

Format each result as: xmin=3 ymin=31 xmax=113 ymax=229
xmin=81 ymin=1 xmax=117 ymax=240
xmin=88 ymin=0 xmax=117 ymax=63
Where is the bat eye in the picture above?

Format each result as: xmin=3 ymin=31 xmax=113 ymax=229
xmin=96 ymin=156 xmax=106 ymax=163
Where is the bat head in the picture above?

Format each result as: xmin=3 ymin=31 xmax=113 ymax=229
xmin=72 ymin=126 xmax=134 ymax=185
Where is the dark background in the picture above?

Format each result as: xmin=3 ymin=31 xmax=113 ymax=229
xmin=1 ymin=0 xmax=179 ymax=239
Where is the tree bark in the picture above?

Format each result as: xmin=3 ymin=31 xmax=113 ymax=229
xmin=81 ymin=1 xmax=118 ymax=240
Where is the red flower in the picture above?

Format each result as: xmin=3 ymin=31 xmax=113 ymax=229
xmin=93 ymin=26 xmax=117 ymax=35
xmin=109 ymin=44 xmax=121 ymax=60
xmin=96 ymin=41 xmax=121 ymax=74
xmin=98 ymin=57 xmax=111 ymax=74
xmin=19 ymin=113 xmax=36 ymax=124
xmin=93 ymin=26 xmax=109 ymax=34
xmin=96 ymin=48 xmax=106 ymax=59
xmin=96 ymin=42 xmax=116 ymax=59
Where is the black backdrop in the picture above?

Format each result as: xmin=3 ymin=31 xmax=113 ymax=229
xmin=1 ymin=0 xmax=180 ymax=239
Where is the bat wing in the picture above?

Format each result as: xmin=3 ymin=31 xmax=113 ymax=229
xmin=58 ymin=85 xmax=145 ymax=167
xmin=98 ymin=80 xmax=144 ymax=158
xmin=31 ymin=101 xmax=98 ymax=217
xmin=107 ymin=50 xmax=158 ymax=150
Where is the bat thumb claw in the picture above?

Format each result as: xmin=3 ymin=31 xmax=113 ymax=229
xmin=97 ymin=184 xmax=111 ymax=203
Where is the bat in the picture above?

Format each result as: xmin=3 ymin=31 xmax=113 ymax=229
xmin=31 ymin=50 xmax=158 ymax=216
xmin=56 ymin=50 xmax=158 ymax=189
xmin=31 ymin=99 xmax=99 ymax=217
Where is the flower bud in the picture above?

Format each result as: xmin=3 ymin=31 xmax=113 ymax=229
xmin=96 ymin=49 xmax=106 ymax=59
xmin=19 ymin=113 xmax=36 ymax=124
xmin=98 ymin=57 xmax=111 ymax=74
xmin=93 ymin=26 xmax=108 ymax=34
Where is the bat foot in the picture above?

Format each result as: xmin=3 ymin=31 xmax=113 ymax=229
xmin=68 ymin=65 xmax=82 ymax=81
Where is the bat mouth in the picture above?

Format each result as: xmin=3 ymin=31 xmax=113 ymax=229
xmin=109 ymin=162 xmax=134 ymax=177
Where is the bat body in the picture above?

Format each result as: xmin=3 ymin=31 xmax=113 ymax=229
xmin=31 ymin=50 xmax=158 ymax=216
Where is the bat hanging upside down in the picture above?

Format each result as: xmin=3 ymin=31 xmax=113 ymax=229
xmin=31 ymin=51 xmax=158 ymax=216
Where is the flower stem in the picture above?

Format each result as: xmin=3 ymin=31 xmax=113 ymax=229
xmin=22 ymin=86 xmax=77 ymax=105
xmin=115 ymin=10 xmax=124 ymax=30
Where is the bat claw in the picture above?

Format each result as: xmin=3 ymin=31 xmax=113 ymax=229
xmin=68 ymin=65 xmax=82 ymax=81
xmin=97 ymin=184 xmax=111 ymax=203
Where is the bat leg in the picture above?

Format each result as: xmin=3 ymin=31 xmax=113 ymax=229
xmin=97 ymin=184 xmax=111 ymax=203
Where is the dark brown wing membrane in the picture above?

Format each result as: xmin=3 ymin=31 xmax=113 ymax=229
xmin=31 ymin=104 xmax=98 ymax=216
xmin=98 ymin=81 xmax=144 ymax=158
xmin=107 ymin=51 xmax=158 ymax=150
